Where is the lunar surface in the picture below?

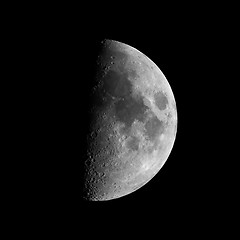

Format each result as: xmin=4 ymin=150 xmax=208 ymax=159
xmin=82 ymin=39 xmax=177 ymax=201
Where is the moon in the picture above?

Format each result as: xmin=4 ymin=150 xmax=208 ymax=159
xmin=82 ymin=40 xmax=177 ymax=201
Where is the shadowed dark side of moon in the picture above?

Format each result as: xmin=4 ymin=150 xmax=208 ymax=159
xmin=81 ymin=40 xmax=177 ymax=201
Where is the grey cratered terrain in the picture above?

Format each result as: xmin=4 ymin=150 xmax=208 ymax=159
xmin=82 ymin=40 xmax=177 ymax=201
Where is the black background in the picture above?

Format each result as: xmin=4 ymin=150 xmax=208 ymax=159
xmin=12 ymin=12 xmax=222 ymax=228
xmin=3 ymin=1 xmax=236 ymax=236
xmin=51 ymin=28 xmax=208 ymax=210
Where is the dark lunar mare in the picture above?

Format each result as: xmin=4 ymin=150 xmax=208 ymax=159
xmin=144 ymin=115 xmax=164 ymax=141
xmin=154 ymin=91 xmax=168 ymax=111
xmin=100 ymin=49 xmax=149 ymax=134
xmin=96 ymin=47 xmax=166 ymax=152
xmin=126 ymin=136 xmax=140 ymax=151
